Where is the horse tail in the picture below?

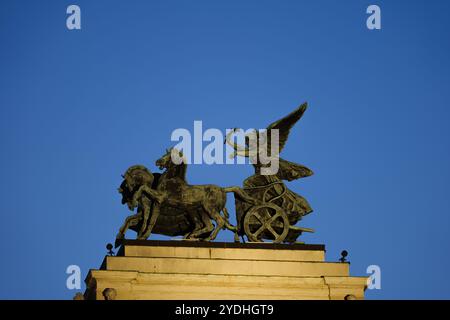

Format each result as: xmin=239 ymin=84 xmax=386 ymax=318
xmin=223 ymin=186 xmax=256 ymax=204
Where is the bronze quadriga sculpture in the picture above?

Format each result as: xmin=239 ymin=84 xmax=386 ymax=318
xmin=116 ymin=103 xmax=314 ymax=246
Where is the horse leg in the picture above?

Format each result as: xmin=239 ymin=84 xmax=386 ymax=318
xmin=116 ymin=213 xmax=140 ymax=246
xmin=138 ymin=202 xmax=151 ymax=239
xmin=221 ymin=207 xmax=236 ymax=231
xmin=184 ymin=212 xmax=204 ymax=239
xmin=132 ymin=185 xmax=165 ymax=206
xmin=188 ymin=210 xmax=214 ymax=240
xmin=140 ymin=203 xmax=161 ymax=240
xmin=206 ymin=209 xmax=226 ymax=241
xmin=118 ymin=213 xmax=140 ymax=236
xmin=222 ymin=207 xmax=239 ymax=242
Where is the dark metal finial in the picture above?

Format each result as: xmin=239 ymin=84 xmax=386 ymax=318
xmin=106 ymin=243 xmax=115 ymax=256
xmin=339 ymin=250 xmax=348 ymax=263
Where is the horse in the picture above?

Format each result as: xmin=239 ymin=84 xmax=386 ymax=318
xmin=116 ymin=165 xmax=156 ymax=244
xmin=129 ymin=148 xmax=257 ymax=241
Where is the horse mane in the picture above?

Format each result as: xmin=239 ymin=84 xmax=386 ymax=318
xmin=161 ymin=148 xmax=188 ymax=181
xmin=166 ymin=161 xmax=187 ymax=181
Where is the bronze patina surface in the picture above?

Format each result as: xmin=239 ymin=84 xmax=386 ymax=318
xmin=116 ymin=103 xmax=314 ymax=246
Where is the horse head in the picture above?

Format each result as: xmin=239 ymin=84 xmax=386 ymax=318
xmin=156 ymin=148 xmax=187 ymax=181
xmin=118 ymin=165 xmax=154 ymax=210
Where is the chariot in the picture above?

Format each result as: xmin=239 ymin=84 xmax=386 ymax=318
xmin=235 ymin=174 xmax=314 ymax=244
xmin=117 ymin=103 xmax=315 ymax=245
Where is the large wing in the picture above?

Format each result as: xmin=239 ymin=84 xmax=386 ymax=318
xmin=266 ymin=102 xmax=308 ymax=153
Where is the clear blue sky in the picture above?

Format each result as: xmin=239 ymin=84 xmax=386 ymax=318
xmin=1 ymin=0 xmax=449 ymax=299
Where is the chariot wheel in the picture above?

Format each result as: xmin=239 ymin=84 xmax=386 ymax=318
xmin=243 ymin=203 xmax=290 ymax=243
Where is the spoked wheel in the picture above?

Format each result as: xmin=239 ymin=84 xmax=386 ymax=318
xmin=243 ymin=203 xmax=290 ymax=243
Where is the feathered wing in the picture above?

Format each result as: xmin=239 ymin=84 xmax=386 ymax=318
xmin=266 ymin=102 xmax=308 ymax=154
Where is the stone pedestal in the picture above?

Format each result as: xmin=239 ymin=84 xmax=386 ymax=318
xmin=84 ymin=240 xmax=367 ymax=300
